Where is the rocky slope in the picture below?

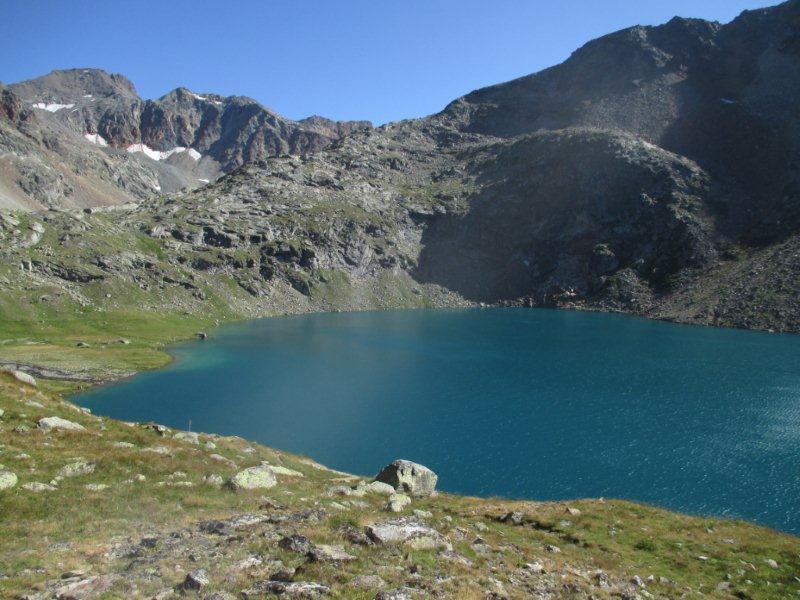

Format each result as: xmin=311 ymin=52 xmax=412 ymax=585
xmin=0 ymin=69 xmax=370 ymax=210
xmin=4 ymin=2 xmax=800 ymax=334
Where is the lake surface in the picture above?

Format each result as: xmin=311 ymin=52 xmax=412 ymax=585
xmin=75 ymin=309 xmax=800 ymax=533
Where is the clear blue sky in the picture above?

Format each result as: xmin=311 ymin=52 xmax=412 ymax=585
xmin=0 ymin=0 xmax=780 ymax=124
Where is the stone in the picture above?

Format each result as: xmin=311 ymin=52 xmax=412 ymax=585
xmin=385 ymin=493 xmax=411 ymax=512
xmin=374 ymin=460 xmax=437 ymax=497
xmin=85 ymin=483 xmax=109 ymax=491
xmin=113 ymin=441 xmax=135 ymax=448
xmin=351 ymin=574 xmax=386 ymax=589
xmin=174 ymin=431 xmax=199 ymax=444
xmin=308 ymin=544 xmax=356 ymax=563
xmin=0 ymin=408 xmax=4 ymax=418
xmin=243 ymin=581 xmax=329 ymax=598
xmin=500 ymin=511 xmax=525 ymax=525
xmin=182 ymin=569 xmax=209 ymax=591
xmin=375 ymin=589 xmax=415 ymax=600
xmin=10 ymin=370 xmax=36 ymax=387
xmin=525 ymin=562 xmax=545 ymax=574
xmin=278 ymin=534 xmax=313 ymax=554
xmin=38 ymin=416 xmax=85 ymax=432
xmin=440 ymin=550 xmax=474 ymax=567
xmin=201 ymin=473 xmax=224 ymax=486
xmin=229 ymin=465 xmax=277 ymax=490
xmin=412 ymin=509 xmax=432 ymax=519
xmin=23 ymin=482 xmax=57 ymax=492
xmin=0 ymin=470 xmax=17 ymax=490
xmin=765 ymin=558 xmax=779 ymax=569
xmin=356 ymin=480 xmax=395 ymax=495
xmin=366 ymin=518 xmax=451 ymax=550
xmin=58 ymin=460 xmax=96 ymax=478
xmin=53 ymin=574 xmax=117 ymax=599
xmin=210 ymin=453 xmax=237 ymax=467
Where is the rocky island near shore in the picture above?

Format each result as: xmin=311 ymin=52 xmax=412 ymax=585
xmin=3 ymin=0 xmax=800 ymax=598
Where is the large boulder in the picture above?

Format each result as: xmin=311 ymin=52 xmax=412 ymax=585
xmin=37 ymin=416 xmax=85 ymax=432
xmin=229 ymin=465 xmax=277 ymax=490
xmin=374 ymin=460 xmax=437 ymax=497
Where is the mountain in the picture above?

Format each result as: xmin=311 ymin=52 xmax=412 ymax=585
xmin=2 ymin=0 xmax=800 ymax=336
xmin=0 ymin=68 xmax=371 ymax=210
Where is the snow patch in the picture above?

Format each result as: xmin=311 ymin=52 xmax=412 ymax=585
xmin=31 ymin=102 xmax=75 ymax=112
xmin=720 ymin=98 xmax=738 ymax=105
xmin=190 ymin=93 xmax=208 ymax=101
xmin=127 ymin=144 xmax=202 ymax=161
xmin=153 ymin=182 xmax=162 ymax=192
xmin=84 ymin=133 xmax=108 ymax=146
xmin=197 ymin=178 xmax=210 ymax=183
xmin=83 ymin=94 xmax=93 ymax=98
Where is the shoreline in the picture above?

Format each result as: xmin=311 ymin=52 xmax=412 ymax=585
xmin=65 ymin=306 xmax=800 ymax=537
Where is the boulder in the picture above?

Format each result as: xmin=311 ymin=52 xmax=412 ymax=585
xmin=365 ymin=518 xmax=451 ymax=550
xmin=278 ymin=534 xmax=313 ymax=554
xmin=22 ymin=482 xmax=57 ymax=492
xmin=243 ymin=581 xmax=329 ymax=598
xmin=356 ymin=480 xmax=395 ymax=496
xmin=38 ymin=416 xmax=85 ymax=432
xmin=374 ymin=460 xmax=437 ymax=497
xmin=58 ymin=460 xmax=96 ymax=478
xmin=385 ymin=493 xmax=411 ymax=513
xmin=0 ymin=470 xmax=18 ymax=490
xmin=308 ymin=544 xmax=356 ymax=563
xmin=173 ymin=431 xmax=199 ymax=444
xmin=229 ymin=465 xmax=277 ymax=490
xmin=182 ymin=569 xmax=209 ymax=591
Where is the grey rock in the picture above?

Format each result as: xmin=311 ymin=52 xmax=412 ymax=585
xmin=365 ymin=518 xmax=451 ymax=551
xmin=38 ymin=417 xmax=85 ymax=432
xmin=307 ymin=544 xmax=356 ymax=563
xmin=385 ymin=493 xmax=411 ymax=513
xmin=278 ymin=534 xmax=312 ymax=554
xmin=58 ymin=460 xmax=96 ymax=478
xmin=182 ymin=569 xmax=209 ymax=591
xmin=229 ymin=465 xmax=277 ymax=490
xmin=0 ymin=470 xmax=17 ymax=490
xmin=374 ymin=460 xmax=437 ymax=498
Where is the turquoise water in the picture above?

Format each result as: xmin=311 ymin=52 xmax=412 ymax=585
xmin=75 ymin=309 xmax=800 ymax=533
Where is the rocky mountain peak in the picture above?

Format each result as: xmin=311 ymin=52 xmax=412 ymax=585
xmin=9 ymin=68 xmax=139 ymax=103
